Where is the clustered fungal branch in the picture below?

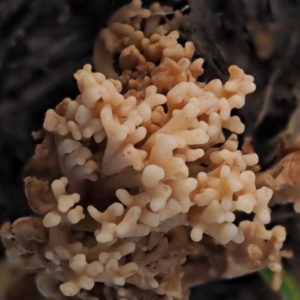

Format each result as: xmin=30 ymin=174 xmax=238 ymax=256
xmin=1 ymin=1 xmax=299 ymax=300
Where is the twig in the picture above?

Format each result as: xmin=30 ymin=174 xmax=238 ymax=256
xmin=150 ymin=4 xmax=189 ymax=16
xmin=254 ymin=30 xmax=299 ymax=129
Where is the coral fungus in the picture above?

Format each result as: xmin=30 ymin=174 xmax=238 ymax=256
xmin=1 ymin=1 xmax=297 ymax=299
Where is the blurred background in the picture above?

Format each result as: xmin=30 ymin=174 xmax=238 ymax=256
xmin=1 ymin=0 xmax=300 ymax=299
